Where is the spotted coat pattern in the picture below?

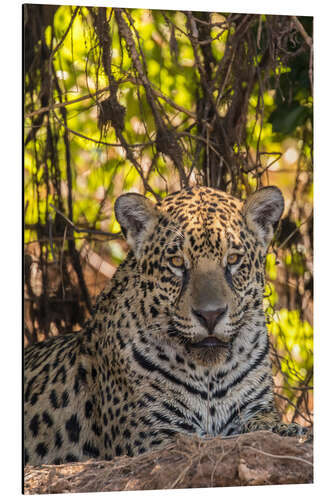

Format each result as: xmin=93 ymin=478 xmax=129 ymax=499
xmin=24 ymin=186 xmax=307 ymax=465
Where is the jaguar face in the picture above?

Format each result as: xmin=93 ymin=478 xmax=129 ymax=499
xmin=115 ymin=186 xmax=284 ymax=365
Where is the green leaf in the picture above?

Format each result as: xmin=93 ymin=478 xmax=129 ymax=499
xmin=269 ymin=102 xmax=311 ymax=134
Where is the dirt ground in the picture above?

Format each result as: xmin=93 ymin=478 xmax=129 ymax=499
xmin=24 ymin=430 xmax=313 ymax=494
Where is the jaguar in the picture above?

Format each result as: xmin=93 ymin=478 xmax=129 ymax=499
xmin=24 ymin=185 xmax=309 ymax=465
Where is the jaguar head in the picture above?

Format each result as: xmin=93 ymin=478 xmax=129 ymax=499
xmin=115 ymin=186 xmax=284 ymax=365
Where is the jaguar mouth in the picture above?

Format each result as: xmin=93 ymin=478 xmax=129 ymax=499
xmin=190 ymin=336 xmax=230 ymax=349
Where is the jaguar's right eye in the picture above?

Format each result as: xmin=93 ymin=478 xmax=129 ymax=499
xmin=169 ymin=256 xmax=185 ymax=269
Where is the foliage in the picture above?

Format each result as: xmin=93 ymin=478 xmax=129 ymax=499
xmin=24 ymin=5 xmax=313 ymax=425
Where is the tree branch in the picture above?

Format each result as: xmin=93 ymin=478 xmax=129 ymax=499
xmin=49 ymin=204 xmax=122 ymax=239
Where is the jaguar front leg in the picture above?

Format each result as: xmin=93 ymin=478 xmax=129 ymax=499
xmin=242 ymin=410 xmax=312 ymax=440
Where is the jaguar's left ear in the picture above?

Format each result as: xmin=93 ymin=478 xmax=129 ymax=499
xmin=243 ymin=186 xmax=284 ymax=248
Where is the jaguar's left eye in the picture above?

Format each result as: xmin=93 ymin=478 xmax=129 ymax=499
xmin=169 ymin=256 xmax=185 ymax=268
xmin=227 ymin=253 xmax=241 ymax=266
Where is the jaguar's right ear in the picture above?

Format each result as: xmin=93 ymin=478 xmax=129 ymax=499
xmin=114 ymin=193 xmax=158 ymax=258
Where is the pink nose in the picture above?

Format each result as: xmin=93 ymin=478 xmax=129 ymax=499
xmin=192 ymin=306 xmax=228 ymax=333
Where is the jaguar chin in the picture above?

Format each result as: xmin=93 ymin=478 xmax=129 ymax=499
xmin=185 ymin=335 xmax=234 ymax=365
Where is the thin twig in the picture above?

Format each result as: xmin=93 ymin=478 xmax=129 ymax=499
xmin=48 ymin=7 xmax=80 ymax=116
xmin=291 ymin=16 xmax=312 ymax=48
xmin=291 ymin=16 xmax=313 ymax=96
xmin=242 ymin=446 xmax=313 ymax=467
xmin=25 ymin=86 xmax=109 ymax=118
xmin=49 ymin=203 xmax=122 ymax=239
xmin=25 ymin=76 xmax=197 ymax=121
xmin=278 ymin=212 xmax=313 ymax=250
xmin=60 ymin=224 xmax=68 ymax=297
xmin=169 ymin=462 xmax=193 ymax=489
xmin=55 ymin=117 xmax=153 ymax=148
xmin=50 ymin=7 xmax=80 ymax=59
xmin=48 ymin=214 xmax=56 ymax=261
xmin=291 ymin=367 xmax=313 ymax=423
xmin=274 ymin=392 xmax=313 ymax=425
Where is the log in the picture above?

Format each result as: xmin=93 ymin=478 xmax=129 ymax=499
xmin=24 ymin=430 xmax=313 ymax=494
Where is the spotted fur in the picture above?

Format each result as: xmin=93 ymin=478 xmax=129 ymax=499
xmin=24 ymin=186 xmax=308 ymax=465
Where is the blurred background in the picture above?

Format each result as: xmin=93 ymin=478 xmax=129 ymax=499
xmin=24 ymin=5 xmax=313 ymax=427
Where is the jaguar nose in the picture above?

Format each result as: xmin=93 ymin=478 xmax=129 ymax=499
xmin=192 ymin=306 xmax=228 ymax=333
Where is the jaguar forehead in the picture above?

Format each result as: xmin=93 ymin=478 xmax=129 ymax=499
xmin=159 ymin=186 xmax=243 ymax=229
